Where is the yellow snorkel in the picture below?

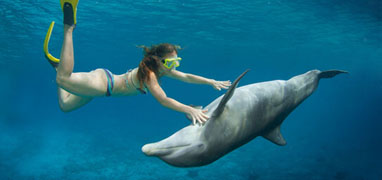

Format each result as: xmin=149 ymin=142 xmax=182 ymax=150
xmin=162 ymin=57 xmax=182 ymax=69
xmin=44 ymin=21 xmax=60 ymax=67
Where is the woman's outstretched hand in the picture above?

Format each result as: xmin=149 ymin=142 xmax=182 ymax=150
xmin=211 ymin=80 xmax=232 ymax=91
xmin=188 ymin=108 xmax=209 ymax=126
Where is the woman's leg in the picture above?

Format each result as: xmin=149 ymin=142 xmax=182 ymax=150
xmin=57 ymin=25 xmax=75 ymax=79
xmin=51 ymin=1 xmax=106 ymax=112
xmin=56 ymin=25 xmax=107 ymax=96
xmin=57 ymin=87 xmax=93 ymax=112
xmin=54 ymin=25 xmax=108 ymax=112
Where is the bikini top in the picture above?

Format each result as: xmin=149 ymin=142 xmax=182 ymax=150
xmin=126 ymin=69 xmax=147 ymax=94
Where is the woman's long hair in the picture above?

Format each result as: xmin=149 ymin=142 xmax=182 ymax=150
xmin=137 ymin=43 xmax=179 ymax=90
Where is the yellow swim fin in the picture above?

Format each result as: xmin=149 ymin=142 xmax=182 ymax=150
xmin=61 ymin=0 xmax=79 ymax=26
xmin=43 ymin=21 xmax=60 ymax=68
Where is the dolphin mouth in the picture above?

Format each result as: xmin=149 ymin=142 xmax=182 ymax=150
xmin=155 ymin=144 xmax=191 ymax=150
xmin=142 ymin=144 xmax=191 ymax=156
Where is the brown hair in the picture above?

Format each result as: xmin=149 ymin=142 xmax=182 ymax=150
xmin=137 ymin=43 xmax=179 ymax=90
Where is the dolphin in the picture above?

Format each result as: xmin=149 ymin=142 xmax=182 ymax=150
xmin=142 ymin=69 xmax=347 ymax=167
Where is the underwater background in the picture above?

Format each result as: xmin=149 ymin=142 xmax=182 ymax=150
xmin=0 ymin=0 xmax=381 ymax=179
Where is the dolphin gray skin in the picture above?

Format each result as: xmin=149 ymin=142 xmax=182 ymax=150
xmin=142 ymin=69 xmax=347 ymax=167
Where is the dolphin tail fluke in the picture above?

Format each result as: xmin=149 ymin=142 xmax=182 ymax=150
xmin=262 ymin=125 xmax=287 ymax=146
xmin=319 ymin=70 xmax=348 ymax=79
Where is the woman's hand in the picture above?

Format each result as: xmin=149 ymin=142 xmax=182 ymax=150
xmin=187 ymin=108 xmax=209 ymax=125
xmin=211 ymin=80 xmax=232 ymax=91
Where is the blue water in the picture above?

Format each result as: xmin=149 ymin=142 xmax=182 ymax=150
xmin=1 ymin=0 xmax=381 ymax=179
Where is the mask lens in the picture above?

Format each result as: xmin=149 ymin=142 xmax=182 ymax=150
xmin=163 ymin=57 xmax=182 ymax=69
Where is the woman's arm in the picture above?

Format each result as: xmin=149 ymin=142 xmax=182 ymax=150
xmin=167 ymin=70 xmax=231 ymax=90
xmin=146 ymin=72 xmax=209 ymax=125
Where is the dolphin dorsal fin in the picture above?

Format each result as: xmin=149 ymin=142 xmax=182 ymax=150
xmin=212 ymin=70 xmax=250 ymax=119
xmin=262 ymin=125 xmax=287 ymax=146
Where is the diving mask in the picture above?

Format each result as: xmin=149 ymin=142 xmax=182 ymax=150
xmin=162 ymin=56 xmax=182 ymax=69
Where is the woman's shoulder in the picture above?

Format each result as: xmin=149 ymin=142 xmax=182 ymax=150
xmin=148 ymin=70 xmax=160 ymax=80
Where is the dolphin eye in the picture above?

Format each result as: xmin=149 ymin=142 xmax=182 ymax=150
xmin=197 ymin=144 xmax=204 ymax=149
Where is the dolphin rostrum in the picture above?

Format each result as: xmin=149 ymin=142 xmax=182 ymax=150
xmin=142 ymin=69 xmax=347 ymax=167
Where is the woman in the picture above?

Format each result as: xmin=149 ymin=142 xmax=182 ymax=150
xmin=46 ymin=0 xmax=231 ymax=125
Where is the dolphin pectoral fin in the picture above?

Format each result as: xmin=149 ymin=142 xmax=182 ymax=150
xmin=262 ymin=126 xmax=287 ymax=146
